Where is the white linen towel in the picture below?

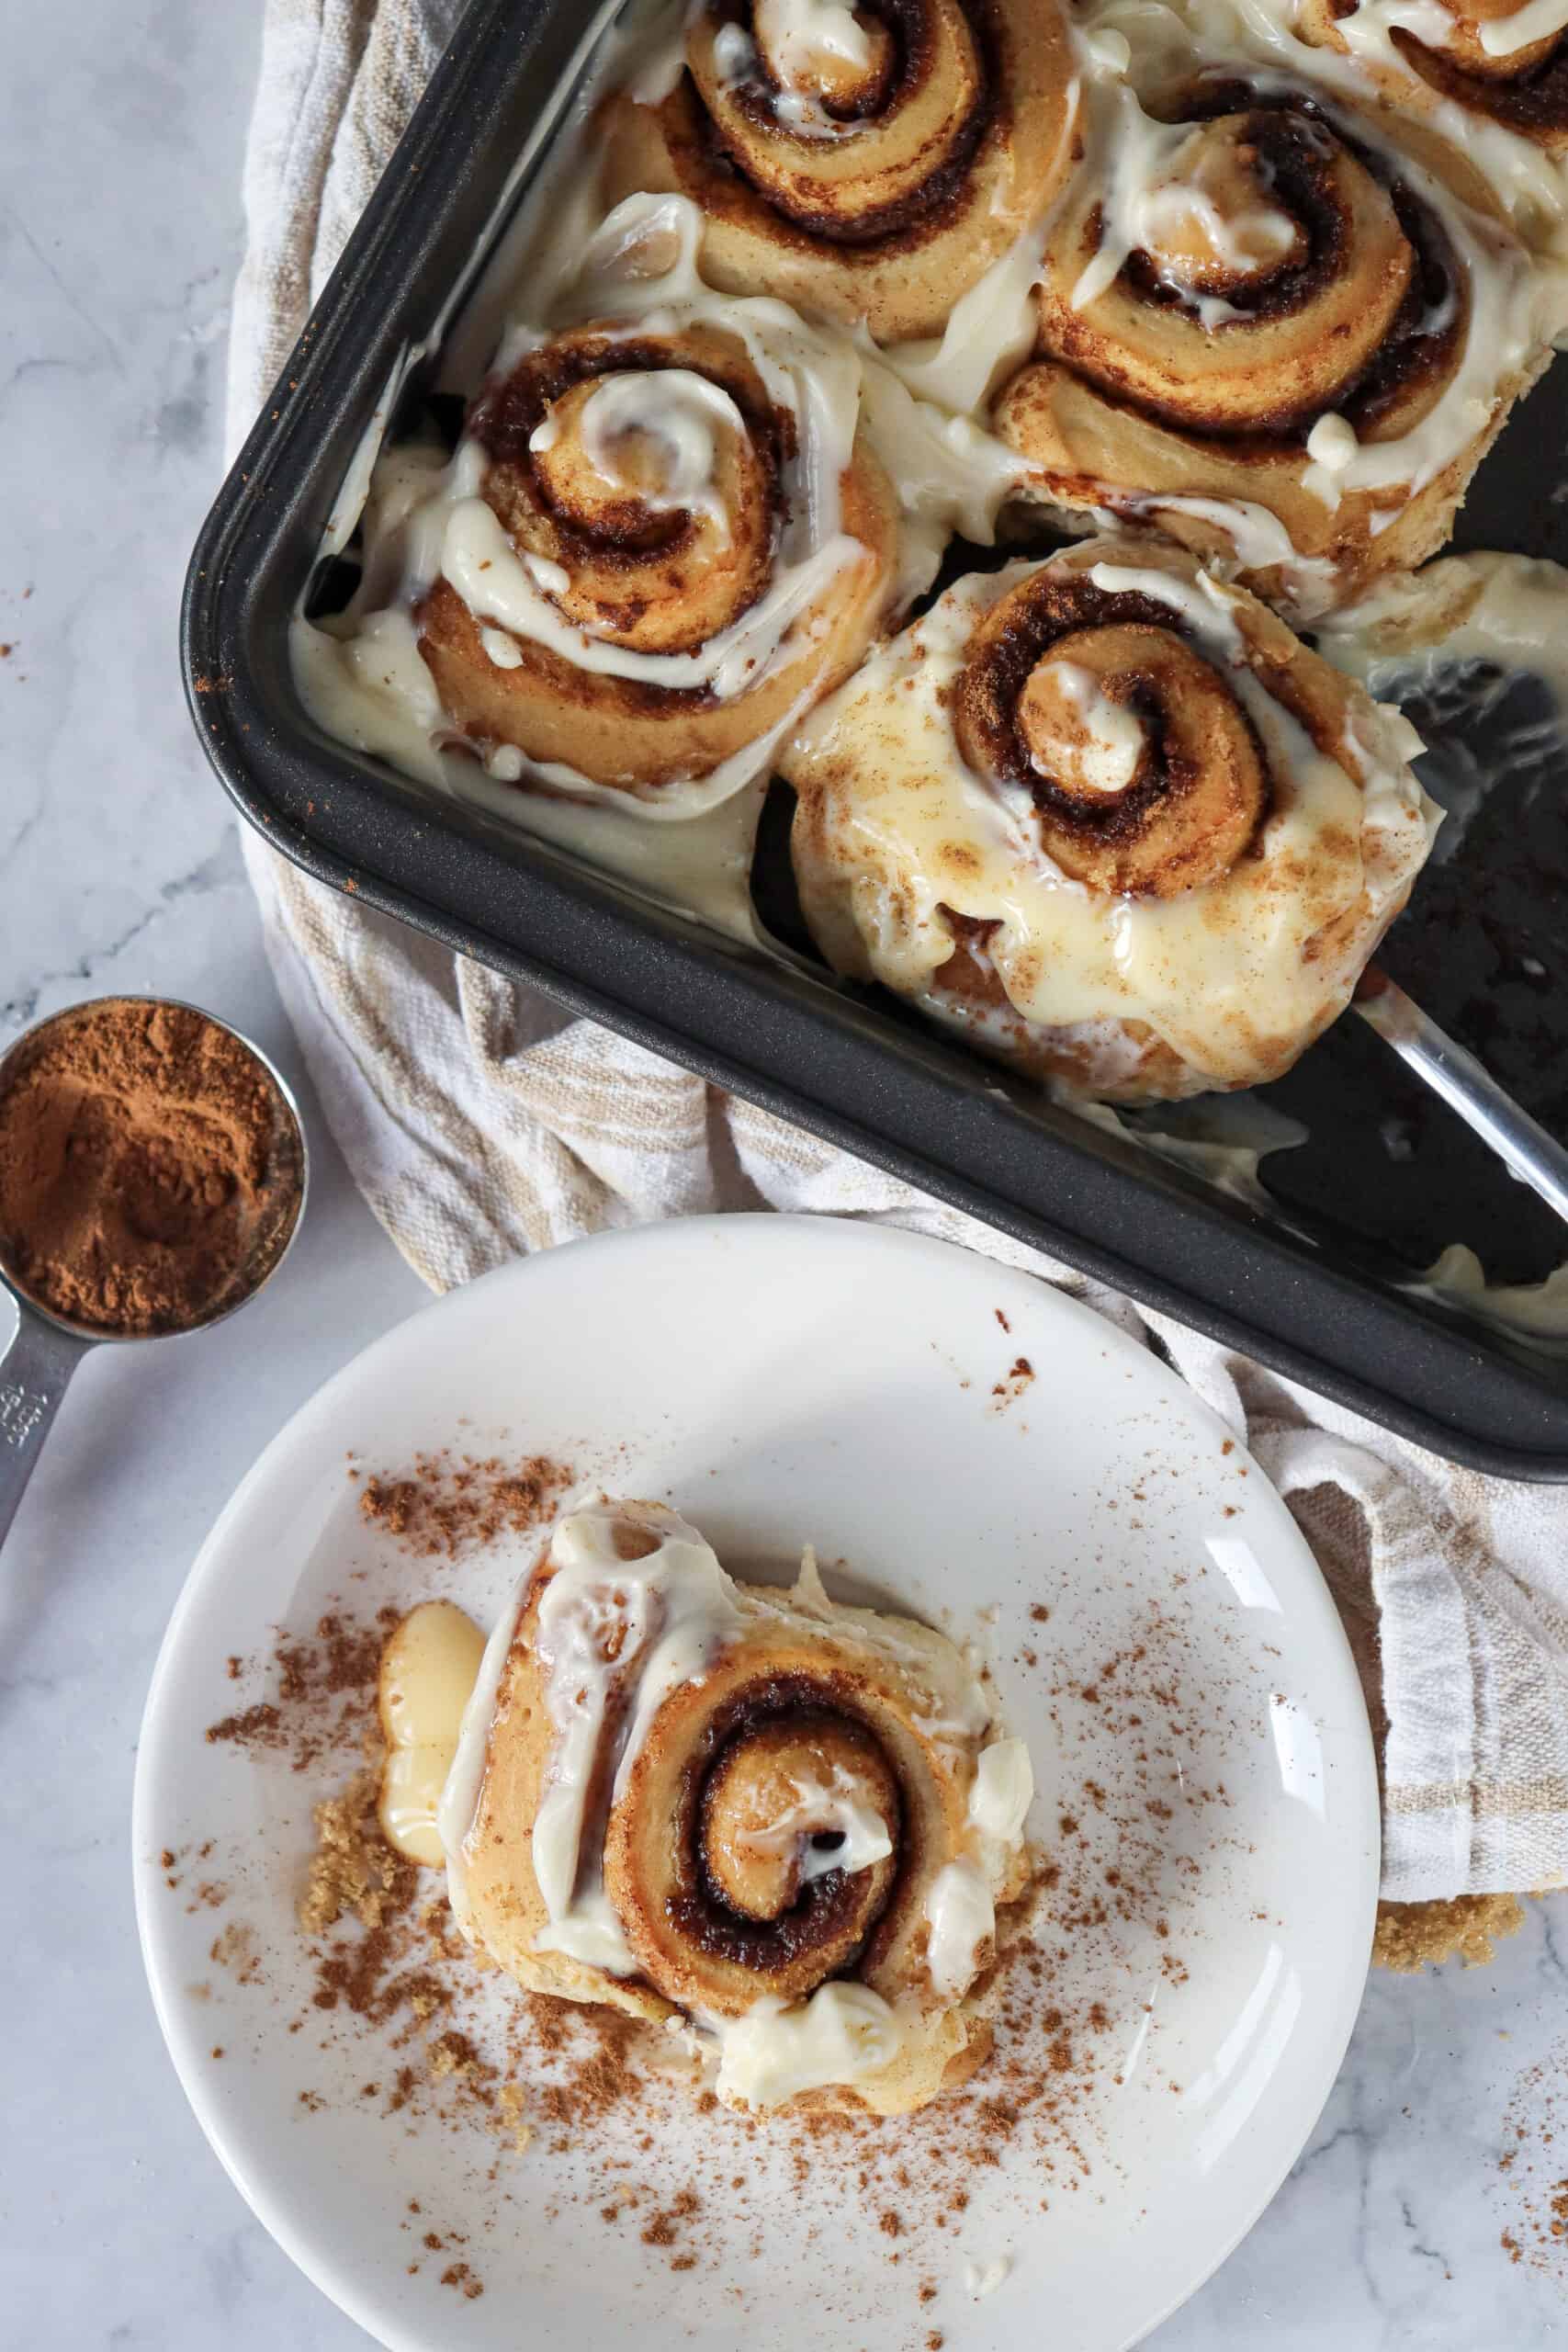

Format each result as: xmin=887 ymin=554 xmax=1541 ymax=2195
xmin=227 ymin=0 xmax=1568 ymax=1904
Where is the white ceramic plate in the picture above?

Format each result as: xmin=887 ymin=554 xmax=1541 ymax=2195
xmin=134 ymin=1216 xmax=1377 ymax=2352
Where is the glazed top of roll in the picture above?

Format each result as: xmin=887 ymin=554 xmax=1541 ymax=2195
xmin=602 ymin=0 xmax=1084 ymax=343
xmin=1021 ymin=55 xmax=1547 ymax=498
xmin=295 ymin=193 xmax=902 ymax=815
xmin=782 ymin=536 xmax=1440 ymax=1092
xmin=440 ymin=1496 xmax=1035 ymax=2116
xmin=1292 ymin=0 xmax=1568 ymax=163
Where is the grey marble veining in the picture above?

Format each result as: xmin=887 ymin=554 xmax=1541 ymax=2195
xmin=3 ymin=4 xmax=1568 ymax=2346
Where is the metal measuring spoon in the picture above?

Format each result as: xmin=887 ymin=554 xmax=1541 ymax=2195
xmin=0 ymin=996 xmax=309 ymax=1551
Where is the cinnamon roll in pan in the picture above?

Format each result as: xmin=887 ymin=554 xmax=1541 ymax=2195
xmin=442 ymin=1497 xmax=1036 ymax=2117
xmin=298 ymin=195 xmax=901 ymax=820
xmin=993 ymin=72 xmax=1551 ymax=614
xmin=418 ymin=316 xmax=898 ymax=797
xmin=1291 ymin=0 xmax=1568 ymax=157
xmin=782 ymin=536 xmax=1440 ymax=1103
xmin=601 ymin=0 xmax=1082 ymax=343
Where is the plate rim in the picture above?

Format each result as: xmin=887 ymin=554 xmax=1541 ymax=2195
xmin=132 ymin=1211 xmax=1381 ymax=2352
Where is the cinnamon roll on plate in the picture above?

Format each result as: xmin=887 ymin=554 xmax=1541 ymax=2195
xmin=440 ymin=1496 xmax=1036 ymax=2117
xmin=992 ymin=60 xmax=1555 ymax=614
xmin=602 ymin=0 xmax=1083 ymax=344
xmin=782 ymin=535 xmax=1440 ymax=1102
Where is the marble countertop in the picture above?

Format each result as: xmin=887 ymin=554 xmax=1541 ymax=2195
xmin=3 ymin=3 xmax=1568 ymax=2345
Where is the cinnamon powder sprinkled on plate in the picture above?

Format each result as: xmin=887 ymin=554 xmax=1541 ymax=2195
xmin=176 ymin=1508 xmax=1281 ymax=2312
xmin=356 ymin=1451 xmax=573 ymax=1558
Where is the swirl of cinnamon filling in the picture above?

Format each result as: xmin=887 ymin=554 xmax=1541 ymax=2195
xmin=782 ymin=535 xmax=1439 ymax=1102
xmin=600 ymin=0 xmax=1080 ymax=343
xmin=1293 ymin=0 xmax=1568 ymax=153
xmin=992 ymin=78 xmax=1546 ymax=614
xmin=415 ymin=318 xmax=897 ymax=805
xmin=442 ymin=1498 xmax=1034 ymax=2116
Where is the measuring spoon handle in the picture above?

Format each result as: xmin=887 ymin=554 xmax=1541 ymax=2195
xmin=0 ymin=1299 xmax=94 ymax=1554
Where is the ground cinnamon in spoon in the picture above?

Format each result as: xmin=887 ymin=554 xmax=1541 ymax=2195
xmin=0 ymin=997 xmax=301 ymax=1336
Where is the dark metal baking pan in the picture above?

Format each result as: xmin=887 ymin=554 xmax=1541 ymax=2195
xmin=182 ymin=0 xmax=1568 ymax=1478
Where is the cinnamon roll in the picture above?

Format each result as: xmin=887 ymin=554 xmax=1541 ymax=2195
xmin=1292 ymin=0 xmax=1568 ymax=158
xmin=440 ymin=1498 xmax=1036 ymax=2116
xmin=299 ymin=197 xmax=899 ymax=817
xmin=601 ymin=0 xmax=1082 ymax=344
xmin=992 ymin=71 xmax=1551 ymax=614
xmin=782 ymin=535 xmax=1439 ymax=1102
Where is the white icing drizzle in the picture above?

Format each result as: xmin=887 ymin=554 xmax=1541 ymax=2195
xmin=447 ymin=195 xmax=863 ymax=698
xmin=1317 ymin=546 xmax=1568 ymax=712
xmin=874 ymin=39 xmax=1085 ymax=414
xmin=758 ymin=0 xmax=874 ymax=80
xmin=1028 ymin=659 xmax=1150 ymax=791
xmin=968 ymin=1736 xmax=1035 ymax=1847
xmin=857 ymin=357 xmax=1032 ymax=602
xmin=732 ymin=1766 xmax=896 ymax=1880
xmin=1070 ymin=97 xmax=1297 ymax=327
xmin=1416 ymin=1243 xmax=1568 ymax=1339
xmin=1092 ymin=490 xmax=1344 ymax=616
xmin=527 ymin=1500 xmax=742 ymax=1972
xmin=294 ymin=188 xmax=873 ymax=820
xmin=1204 ymin=0 xmax=1568 ymax=232
xmin=712 ymin=1984 xmax=906 ymax=2108
xmin=441 ymin=1502 xmax=1032 ymax=2103
xmin=925 ymin=1859 xmax=996 ymax=1996
xmin=570 ymin=365 xmax=739 ymax=540
xmin=1472 ymin=0 xmax=1568 ymax=54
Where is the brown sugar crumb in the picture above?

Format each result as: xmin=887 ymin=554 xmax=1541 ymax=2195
xmin=209 ymin=1922 xmax=262 ymax=1986
xmin=497 ymin=2080 xmax=534 ymax=2154
xmin=1029 ymin=1603 xmax=1050 ymax=1623
xmin=299 ymin=1762 xmax=411 ymax=1939
xmin=357 ymin=1452 xmax=573 ymax=1559
xmin=439 ymin=2261 xmax=484 ymax=2300
xmin=1373 ymin=1894 xmax=1527 ymax=1973
xmin=879 ymin=2209 xmax=903 ymax=2238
